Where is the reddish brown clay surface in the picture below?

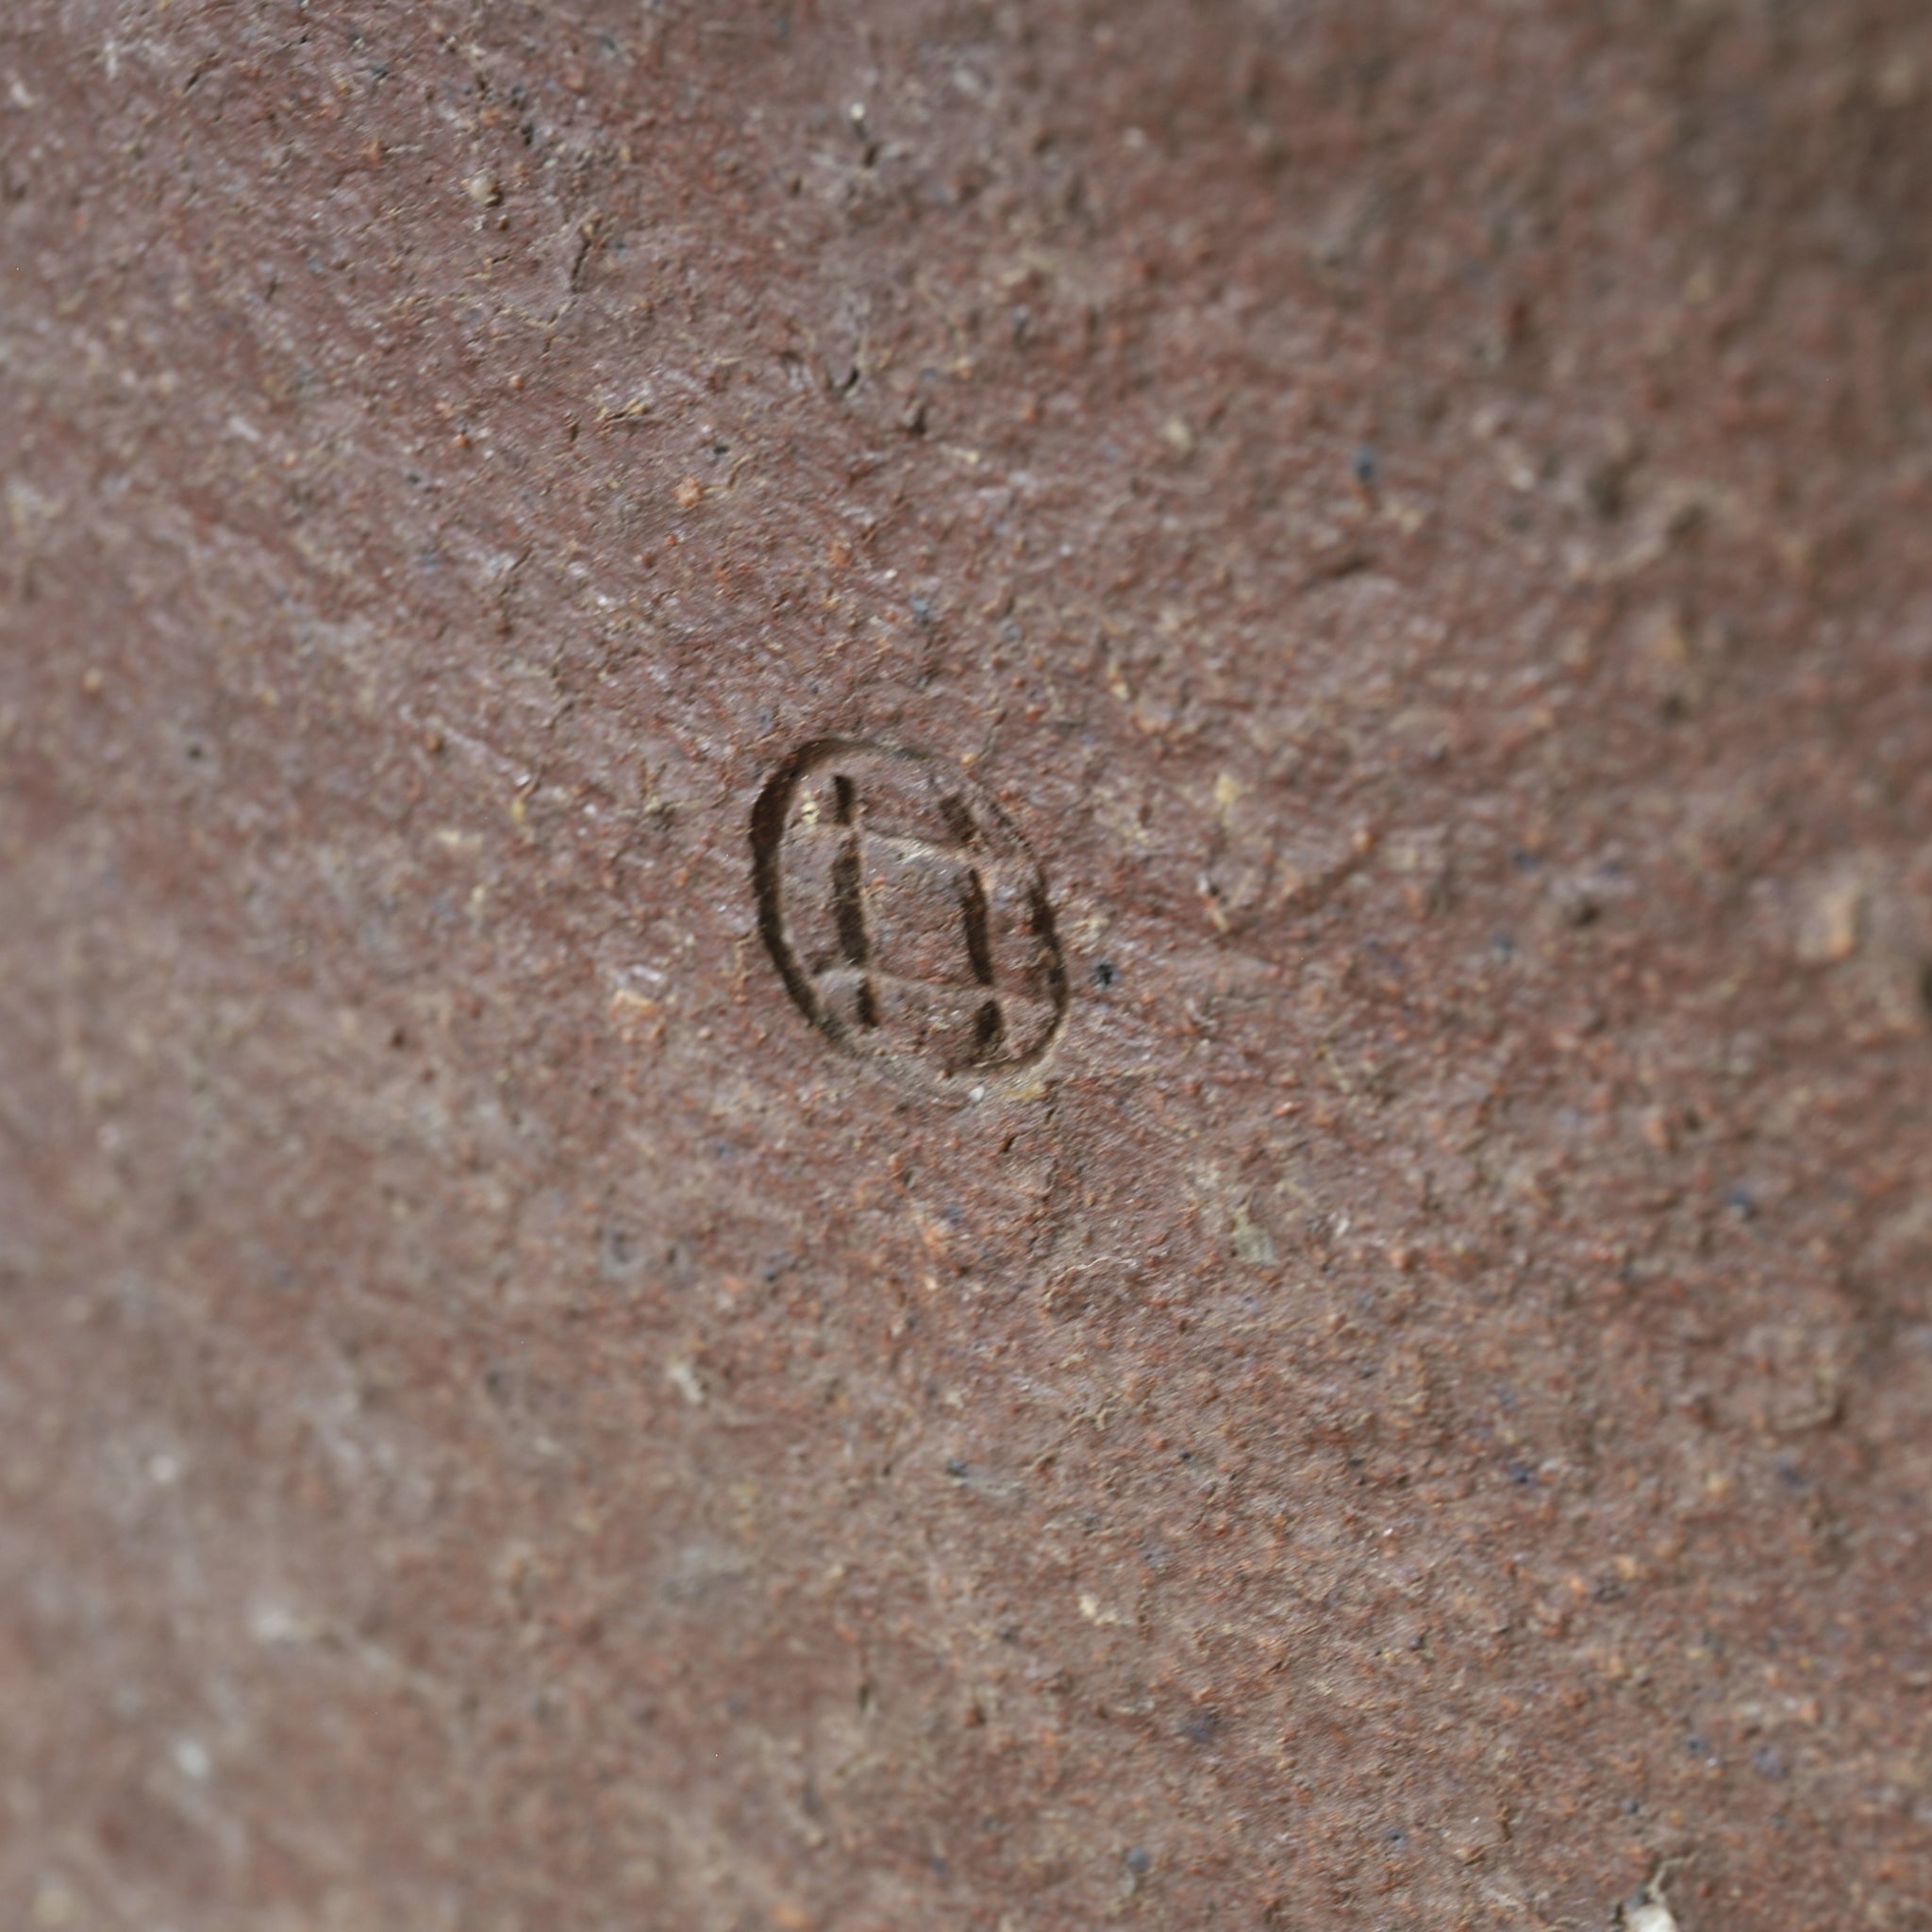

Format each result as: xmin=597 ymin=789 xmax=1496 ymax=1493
xmin=4 ymin=4 xmax=1931 ymax=1928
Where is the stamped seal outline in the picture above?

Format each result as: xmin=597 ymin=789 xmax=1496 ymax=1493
xmin=751 ymin=738 xmax=1069 ymax=1096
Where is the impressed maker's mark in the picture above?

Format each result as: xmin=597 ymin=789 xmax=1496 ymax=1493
xmin=751 ymin=741 xmax=1068 ymax=1094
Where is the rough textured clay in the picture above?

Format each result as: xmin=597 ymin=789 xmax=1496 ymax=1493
xmin=2 ymin=4 xmax=1930 ymax=1929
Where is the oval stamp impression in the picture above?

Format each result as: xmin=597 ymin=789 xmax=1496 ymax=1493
xmin=751 ymin=740 xmax=1069 ymax=1095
